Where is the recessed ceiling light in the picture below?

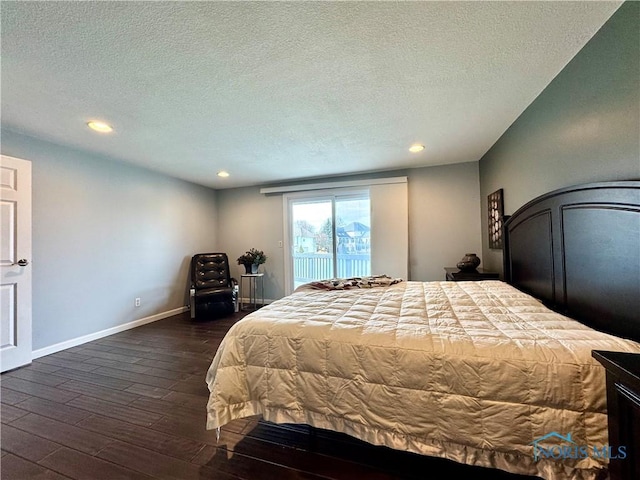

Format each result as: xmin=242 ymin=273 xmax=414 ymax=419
xmin=217 ymin=171 xmax=230 ymax=178
xmin=87 ymin=121 xmax=113 ymax=133
xmin=409 ymin=144 xmax=425 ymax=153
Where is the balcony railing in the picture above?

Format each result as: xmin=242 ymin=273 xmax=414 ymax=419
xmin=293 ymin=253 xmax=371 ymax=285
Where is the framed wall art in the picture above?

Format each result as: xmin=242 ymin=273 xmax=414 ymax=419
xmin=488 ymin=188 xmax=504 ymax=249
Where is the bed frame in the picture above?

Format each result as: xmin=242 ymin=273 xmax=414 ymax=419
xmin=503 ymin=180 xmax=640 ymax=342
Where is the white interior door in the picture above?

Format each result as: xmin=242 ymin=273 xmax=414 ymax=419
xmin=1 ymin=155 xmax=32 ymax=372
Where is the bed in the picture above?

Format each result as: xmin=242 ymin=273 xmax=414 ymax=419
xmin=205 ymin=181 xmax=640 ymax=480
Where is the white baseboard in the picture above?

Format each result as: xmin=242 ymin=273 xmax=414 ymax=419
xmin=32 ymin=306 xmax=188 ymax=359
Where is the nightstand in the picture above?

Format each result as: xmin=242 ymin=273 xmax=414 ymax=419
xmin=592 ymin=350 xmax=640 ymax=480
xmin=444 ymin=267 xmax=500 ymax=281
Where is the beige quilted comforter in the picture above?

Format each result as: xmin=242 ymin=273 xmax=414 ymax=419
xmin=205 ymin=281 xmax=640 ymax=480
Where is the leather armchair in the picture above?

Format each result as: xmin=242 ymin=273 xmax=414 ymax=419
xmin=189 ymin=253 xmax=238 ymax=320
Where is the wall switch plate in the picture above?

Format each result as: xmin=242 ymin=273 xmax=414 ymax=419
xmin=278 ymin=240 xmax=283 ymax=248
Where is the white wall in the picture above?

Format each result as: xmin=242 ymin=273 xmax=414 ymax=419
xmin=1 ymin=129 xmax=219 ymax=351
xmin=408 ymin=162 xmax=482 ymax=282
xmin=216 ymin=185 xmax=286 ymax=301
xmin=217 ymin=161 xmax=482 ymax=300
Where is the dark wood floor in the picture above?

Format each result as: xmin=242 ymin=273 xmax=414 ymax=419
xmin=1 ymin=311 xmax=540 ymax=479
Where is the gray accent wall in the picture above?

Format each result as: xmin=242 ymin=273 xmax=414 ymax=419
xmin=217 ymin=161 xmax=482 ymax=300
xmin=1 ymin=129 xmax=219 ymax=350
xmin=479 ymin=1 xmax=640 ymax=275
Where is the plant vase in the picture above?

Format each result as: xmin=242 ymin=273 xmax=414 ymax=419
xmin=251 ymin=264 xmax=259 ymax=274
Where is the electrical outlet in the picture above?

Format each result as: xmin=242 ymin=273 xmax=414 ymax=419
xmin=135 ymin=297 xmax=141 ymax=307
xmin=278 ymin=240 xmax=283 ymax=248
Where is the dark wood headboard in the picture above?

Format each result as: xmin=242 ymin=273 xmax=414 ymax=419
xmin=503 ymin=181 xmax=640 ymax=342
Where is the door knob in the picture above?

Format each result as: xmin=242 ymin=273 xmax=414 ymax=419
xmin=15 ymin=259 xmax=29 ymax=266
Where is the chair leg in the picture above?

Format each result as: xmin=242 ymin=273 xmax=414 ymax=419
xmin=189 ymin=288 xmax=196 ymax=319
xmin=233 ymin=285 xmax=239 ymax=313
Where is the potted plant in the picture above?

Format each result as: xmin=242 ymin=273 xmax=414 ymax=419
xmin=237 ymin=248 xmax=267 ymax=274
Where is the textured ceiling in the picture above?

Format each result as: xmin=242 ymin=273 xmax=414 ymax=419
xmin=1 ymin=1 xmax=622 ymax=189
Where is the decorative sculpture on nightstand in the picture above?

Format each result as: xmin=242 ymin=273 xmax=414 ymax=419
xmin=457 ymin=253 xmax=481 ymax=272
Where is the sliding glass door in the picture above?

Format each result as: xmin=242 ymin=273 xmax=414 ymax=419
xmin=286 ymin=190 xmax=371 ymax=292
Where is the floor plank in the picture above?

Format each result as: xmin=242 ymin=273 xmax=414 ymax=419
xmin=95 ymin=440 xmax=213 ymax=480
xmin=0 ymin=423 xmax=62 ymax=462
xmin=4 ymin=368 xmax=69 ymax=387
xmin=75 ymin=414 xmax=205 ymax=462
xmin=66 ymin=395 xmax=163 ymax=427
xmin=0 ymin=403 xmax=30 ymax=424
xmin=47 ymin=368 xmax=136 ymax=390
xmin=123 ymin=383 xmax=173 ymax=399
xmin=12 ymin=396 xmax=94 ymax=424
xmin=55 ymin=379 xmax=140 ymax=406
xmin=10 ymin=413 xmax=117 ymax=455
xmin=0 ymin=453 xmax=70 ymax=480
xmin=0 ymin=311 xmax=541 ymax=480
xmin=0 ymin=386 xmax=33 ymax=405
xmin=25 ymin=362 xmax=64 ymax=374
xmin=88 ymin=366 xmax=177 ymax=388
xmin=33 ymin=356 xmax=102 ymax=372
xmin=81 ymin=356 xmax=152 ymax=373
xmin=38 ymin=447 xmax=153 ymax=480
xmin=0 ymin=377 xmax=81 ymax=404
